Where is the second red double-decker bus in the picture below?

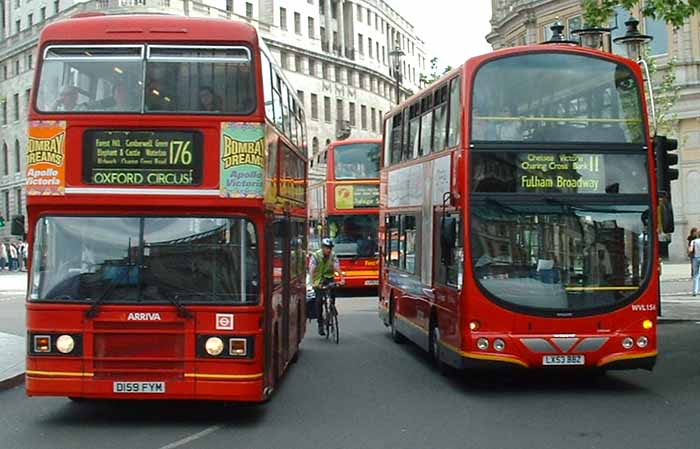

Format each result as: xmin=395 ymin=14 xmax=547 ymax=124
xmin=379 ymin=43 xmax=659 ymax=372
xmin=309 ymin=139 xmax=381 ymax=288
xmin=25 ymin=14 xmax=308 ymax=402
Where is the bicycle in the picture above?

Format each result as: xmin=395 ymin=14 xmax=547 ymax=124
xmin=317 ymin=281 xmax=339 ymax=344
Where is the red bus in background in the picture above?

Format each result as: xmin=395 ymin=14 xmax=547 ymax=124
xmin=308 ymin=139 xmax=381 ymax=288
xmin=25 ymin=14 xmax=308 ymax=402
xmin=379 ymin=44 xmax=659 ymax=372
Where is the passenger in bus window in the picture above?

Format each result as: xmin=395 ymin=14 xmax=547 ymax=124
xmin=53 ymin=86 xmax=83 ymax=111
xmin=198 ymin=86 xmax=222 ymax=112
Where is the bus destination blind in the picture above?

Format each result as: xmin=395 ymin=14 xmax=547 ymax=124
xmin=84 ymin=130 xmax=203 ymax=186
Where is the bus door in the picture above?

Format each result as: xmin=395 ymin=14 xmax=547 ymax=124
xmin=269 ymin=218 xmax=290 ymax=380
xmin=432 ymin=211 xmax=464 ymax=349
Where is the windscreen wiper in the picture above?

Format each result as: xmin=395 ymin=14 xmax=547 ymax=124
xmin=164 ymin=293 xmax=193 ymax=319
xmin=85 ymin=264 xmax=137 ymax=319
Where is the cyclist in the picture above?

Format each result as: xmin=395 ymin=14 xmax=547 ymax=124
xmin=308 ymin=238 xmax=345 ymax=336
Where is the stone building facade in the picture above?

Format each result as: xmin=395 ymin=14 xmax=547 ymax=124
xmin=488 ymin=0 xmax=699 ymax=261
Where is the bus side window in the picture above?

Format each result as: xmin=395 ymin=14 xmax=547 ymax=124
xmin=435 ymin=212 xmax=463 ymax=289
xmin=447 ymin=77 xmax=461 ymax=148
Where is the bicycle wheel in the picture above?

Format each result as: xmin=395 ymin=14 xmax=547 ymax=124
xmin=331 ymin=305 xmax=339 ymax=344
xmin=324 ymin=300 xmax=331 ymax=340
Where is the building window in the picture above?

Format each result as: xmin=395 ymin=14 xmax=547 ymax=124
xmin=2 ymin=142 xmax=7 ymax=176
xmin=312 ymin=137 xmax=319 ymax=155
xmin=308 ymin=17 xmax=315 ymax=38
xmin=376 ymin=42 xmax=380 ymax=61
xmin=13 ymin=94 xmax=19 ymax=121
xmin=294 ymin=12 xmax=301 ymax=34
xmin=280 ymin=7 xmax=287 ymax=30
xmin=28 ymin=13 xmax=33 ymax=28
xmin=225 ymin=0 xmax=233 ymax=12
xmin=14 ymin=59 xmax=20 ymax=76
xmin=331 ymin=1 xmax=337 ymax=19
xmin=294 ymin=54 xmax=302 ymax=72
xmin=245 ymin=2 xmax=253 ymax=18
xmin=361 ymin=105 xmax=367 ymax=129
xmin=336 ymin=99 xmax=344 ymax=124
xmin=27 ymin=53 xmax=32 ymax=70
xmin=323 ymin=62 xmax=330 ymax=79
xmin=645 ymin=17 xmax=669 ymax=55
xmin=358 ymin=34 xmax=364 ymax=55
xmin=4 ymin=191 xmax=9 ymax=221
xmin=53 ymin=0 xmax=59 ymax=14
xmin=14 ymin=139 xmax=20 ymax=173
xmin=16 ymin=188 xmax=22 ymax=216
xmin=15 ymin=19 xmax=20 ymax=34
xmin=324 ymin=96 xmax=331 ymax=123
xmin=297 ymin=90 xmax=304 ymax=106
xmin=25 ymin=88 xmax=31 ymax=109
xmin=15 ymin=0 xmax=20 ymax=8
xmin=357 ymin=4 xmax=362 ymax=21
xmin=308 ymin=58 xmax=316 ymax=76
xmin=368 ymin=37 xmax=373 ymax=58
xmin=3 ymin=65 xmax=7 ymax=80
xmin=279 ymin=51 xmax=288 ymax=69
xmin=41 ymin=7 xmax=46 ymax=21
xmin=349 ymin=102 xmax=356 ymax=127
xmin=371 ymin=107 xmax=376 ymax=132
xmin=334 ymin=65 xmax=341 ymax=82
xmin=366 ymin=9 xmax=371 ymax=26
xmin=311 ymin=94 xmax=318 ymax=120
xmin=1 ymin=102 xmax=6 ymax=125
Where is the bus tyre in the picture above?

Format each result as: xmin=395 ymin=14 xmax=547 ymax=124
xmin=430 ymin=324 xmax=450 ymax=376
xmin=390 ymin=301 xmax=405 ymax=344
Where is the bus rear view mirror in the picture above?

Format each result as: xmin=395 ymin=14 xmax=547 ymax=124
xmin=440 ymin=217 xmax=457 ymax=265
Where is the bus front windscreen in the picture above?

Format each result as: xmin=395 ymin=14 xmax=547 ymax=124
xmin=471 ymin=53 xmax=645 ymax=144
xmin=471 ymin=200 xmax=651 ymax=315
xmin=327 ymin=214 xmax=379 ymax=258
xmin=334 ymin=143 xmax=381 ymax=180
xmin=37 ymin=45 xmax=255 ymax=114
xmin=29 ymin=216 xmax=259 ymax=304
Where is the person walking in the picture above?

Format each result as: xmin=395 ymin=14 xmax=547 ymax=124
xmin=0 ymin=242 xmax=7 ymax=272
xmin=691 ymin=230 xmax=700 ymax=297
xmin=689 ymin=228 xmax=698 ymax=277
xmin=8 ymin=242 xmax=18 ymax=271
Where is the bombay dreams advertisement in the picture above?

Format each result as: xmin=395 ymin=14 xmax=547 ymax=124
xmin=220 ymin=122 xmax=265 ymax=198
xmin=26 ymin=120 xmax=67 ymax=196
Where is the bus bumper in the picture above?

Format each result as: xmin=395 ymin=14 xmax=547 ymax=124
xmin=26 ymin=374 xmax=267 ymax=402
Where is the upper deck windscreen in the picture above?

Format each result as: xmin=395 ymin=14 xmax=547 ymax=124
xmin=333 ymin=142 xmax=380 ymax=180
xmin=36 ymin=45 xmax=255 ymax=115
xmin=471 ymin=53 xmax=645 ymax=144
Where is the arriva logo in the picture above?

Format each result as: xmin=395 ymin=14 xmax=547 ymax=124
xmin=127 ymin=312 xmax=162 ymax=321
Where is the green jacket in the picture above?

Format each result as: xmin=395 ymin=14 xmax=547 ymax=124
xmin=311 ymin=249 xmax=338 ymax=286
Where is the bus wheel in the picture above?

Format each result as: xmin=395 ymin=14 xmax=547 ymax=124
xmin=389 ymin=299 xmax=405 ymax=344
xmin=430 ymin=323 xmax=450 ymax=376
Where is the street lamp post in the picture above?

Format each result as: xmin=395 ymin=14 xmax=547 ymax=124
xmin=572 ymin=24 xmax=612 ymax=50
xmin=613 ymin=15 xmax=653 ymax=62
xmin=389 ymin=42 xmax=405 ymax=105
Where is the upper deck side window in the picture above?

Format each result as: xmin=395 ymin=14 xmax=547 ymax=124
xmin=36 ymin=44 xmax=256 ymax=115
xmin=470 ymin=52 xmax=645 ymax=145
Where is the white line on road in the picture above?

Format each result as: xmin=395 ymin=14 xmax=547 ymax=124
xmin=157 ymin=425 xmax=222 ymax=449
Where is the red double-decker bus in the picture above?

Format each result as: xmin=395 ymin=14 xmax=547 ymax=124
xmin=25 ymin=14 xmax=308 ymax=402
xmin=379 ymin=44 xmax=660 ymax=372
xmin=308 ymin=139 xmax=381 ymax=288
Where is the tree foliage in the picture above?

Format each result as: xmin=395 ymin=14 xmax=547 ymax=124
xmin=419 ymin=57 xmax=452 ymax=87
xmin=582 ymin=0 xmax=700 ymax=27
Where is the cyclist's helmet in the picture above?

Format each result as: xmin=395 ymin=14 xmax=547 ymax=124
xmin=321 ymin=238 xmax=335 ymax=248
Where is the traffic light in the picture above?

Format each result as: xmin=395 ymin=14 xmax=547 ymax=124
xmin=10 ymin=215 xmax=24 ymax=237
xmin=0 ymin=216 xmax=4 ymax=228
xmin=654 ymin=135 xmax=679 ymax=197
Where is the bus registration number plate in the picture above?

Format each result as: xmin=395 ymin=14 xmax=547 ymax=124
xmin=364 ymin=280 xmax=379 ymax=286
xmin=113 ymin=382 xmax=166 ymax=394
xmin=542 ymin=355 xmax=585 ymax=366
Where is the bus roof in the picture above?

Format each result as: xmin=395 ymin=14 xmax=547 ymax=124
xmin=328 ymin=138 xmax=382 ymax=148
xmin=39 ymin=14 xmax=259 ymax=44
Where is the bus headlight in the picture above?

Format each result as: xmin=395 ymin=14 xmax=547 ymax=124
xmin=469 ymin=321 xmax=480 ymax=331
xmin=205 ymin=337 xmax=225 ymax=356
xmin=493 ymin=339 xmax=506 ymax=352
xmin=56 ymin=335 xmax=75 ymax=354
xmin=622 ymin=337 xmax=634 ymax=349
xmin=637 ymin=336 xmax=649 ymax=348
xmin=477 ymin=338 xmax=489 ymax=350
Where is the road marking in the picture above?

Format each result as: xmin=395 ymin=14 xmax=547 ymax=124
xmin=157 ymin=425 xmax=222 ymax=449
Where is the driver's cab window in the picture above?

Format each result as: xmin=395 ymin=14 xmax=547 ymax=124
xmin=434 ymin=212 xmax=463 ymax=289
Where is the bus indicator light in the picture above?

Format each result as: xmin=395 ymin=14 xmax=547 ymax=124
xmin=643 ymin=320 xmax=653 ymax=330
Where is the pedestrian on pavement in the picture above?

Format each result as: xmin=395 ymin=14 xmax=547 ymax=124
xmin=8 ymin=243 xmax=18 ymax=272
xmin=689 ymin=228 xmax=698 ymax=277
xmin=691 ymin=230 xmax=700 ymax=297
xmin=0 ymin=242 xmax=6 ymax=271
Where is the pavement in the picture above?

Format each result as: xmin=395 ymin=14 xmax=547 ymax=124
xmin=1 ymin=263 xmax=699 ymax=392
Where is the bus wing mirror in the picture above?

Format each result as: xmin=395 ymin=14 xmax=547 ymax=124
xmin=440 ymin=217 xmax=457 ymax=265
